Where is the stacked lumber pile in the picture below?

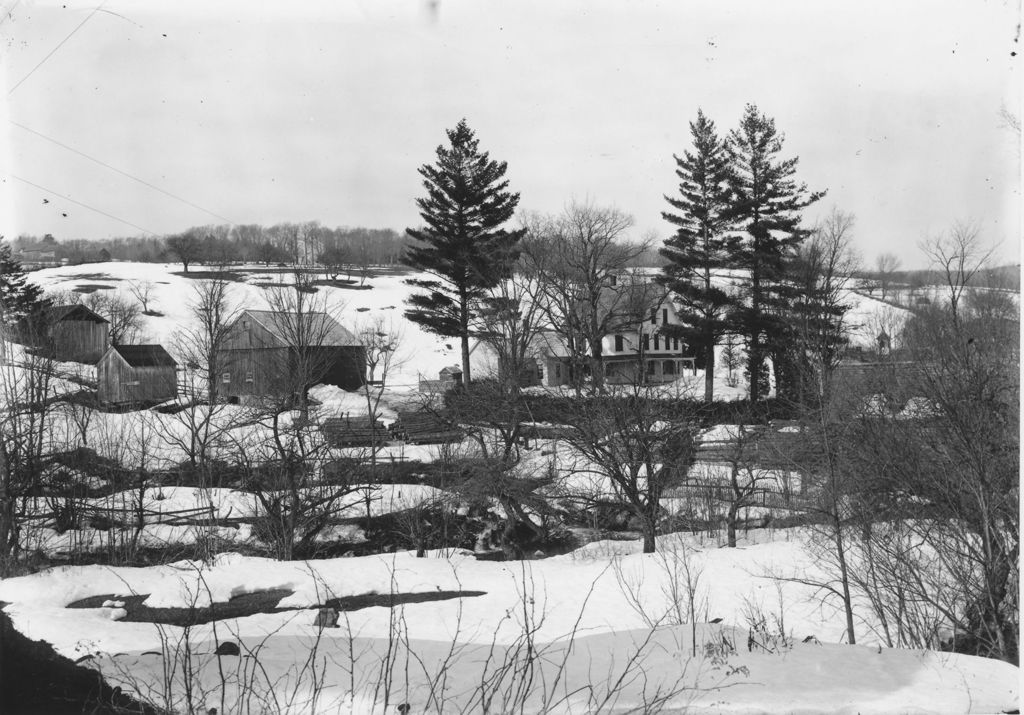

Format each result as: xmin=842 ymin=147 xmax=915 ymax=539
xmin=391 ymin=410 xmax=463 ymax=444
xmin=321 ymin=416 xmax=388 ymax=448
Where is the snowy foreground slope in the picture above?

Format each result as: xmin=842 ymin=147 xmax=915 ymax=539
xmin=0 ymin=531 xmax=1017 ymax=714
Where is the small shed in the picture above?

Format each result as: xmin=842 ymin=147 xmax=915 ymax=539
xmin=97 ymin=345 xmax=178 ymax=405
xmin=418 ymin=365 xmax=463 ymax=393
xmin=45 ymin=304 xmax=109 ymax=362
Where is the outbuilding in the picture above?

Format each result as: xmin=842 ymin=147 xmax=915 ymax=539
xmin=45 ymin=304 xmax=109 ymax=362
xmin=216 ymin=309 xmax=366 ymax=402
xmin=97 ymin=344 xmax=178 ymax=405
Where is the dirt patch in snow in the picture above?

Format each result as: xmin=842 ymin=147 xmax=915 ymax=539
xmin=67 ymin=589 xmax=486 ymax=626
xmin=0 ymin=605 xmax=158 ymax=714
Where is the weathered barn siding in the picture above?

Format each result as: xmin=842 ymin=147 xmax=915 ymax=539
xmin=46 ymin=305 xmax=109 ymax=362
xmin=97 ymin=346 xmax=178 ymax=404
xmin=217 ymin=310 xmax=366 ymax=401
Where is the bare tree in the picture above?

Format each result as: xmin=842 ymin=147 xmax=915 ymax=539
xmin=0 ymin=314 xmax=62 ymax=572
xmin=843 ymin=263 xmax=1019 ymax=661
xmin=558 ymin=384 xmax=699 ymax=553
xmin=165 ymin=233 xmax=203 ymax=273
xmin=179 ymin=277 xmax=239 ymax=404
xmin=261 ymin=272 xmax=348 ymax=417
xmin=874 ymin=253 xmax=901 ymax=299
xmin=786 ymin=208 xmax=860 ymax=403
xmin=352 ymin=316 xmax=405 ymax=520
xmin=721 ymin=333 xmax=741 ymax=387
xmin=919 ymin=220 xmax=995 ymax=324
xmin=83 ymin=292 xmax=142 ymax=346
xmin=524 ymin=202 xmax=653 ymax=393
xmin=696 ymin=423 xmax=784 ymax=548
xmin=473 ymin=267 xmax=550 ymax=399
xmin=128 ymin=280 xmax=157 ymax=315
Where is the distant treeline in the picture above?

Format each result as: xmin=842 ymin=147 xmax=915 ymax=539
xmin=857 ymin=263 xmax=1020 ymax=292
xmin=12 ymin=222 xmax=413 ymax=267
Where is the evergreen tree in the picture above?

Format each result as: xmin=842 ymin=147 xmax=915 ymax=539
xmin=0 ymin=240 xmax=48 ymax=338
xmin=658 ymin=109 xmax=734 ymax=403
xmin=403 ymin=119 xmax=525 ymax=383
xmin=724 ymin=104 xmax=824 ymax=400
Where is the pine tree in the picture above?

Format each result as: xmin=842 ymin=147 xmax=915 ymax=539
xmin=658 ymin=109 xmax=734 ymax=403
xmin=0 ymin=240 xmax=47 ymax=338
xmin=404 ymin=119 xmax=525 ymax=384
xmin=724 ymin=104 xmax=824 ymax=400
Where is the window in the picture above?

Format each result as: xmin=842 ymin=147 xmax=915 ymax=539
xmin=242 ymin=320 xmax=250 ymax=330
xmin=222 ymin=372 xmax=231 ymax=384
xmin=614 ymin=335 xmax=624 ymax=352
xmin=245 ymin=371 xmax=254 ymax=383
xmin=642 ymin=335 xmax=650 ymax=351
xmin=647 ymin=360 xmax=656 ymax=376
xmin=663 ymin=308 xmax=668 ymax=324
xmin=654 ymin=334 xmax=660 ymax=350
xmin=650 ymin=309 xmax=657 ymax=324
xmin=664 ymin=361 xmax=675 ymax=375
xmin=555 ymin=364 xmax=562 ymax=378
xmin=673 ymin=337 xmax=679 ymax=351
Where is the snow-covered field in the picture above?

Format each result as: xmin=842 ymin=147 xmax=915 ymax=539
xmin=0 ymin=531 xmax=1017 ymax=713
xmin=1 ymin=262 xmax=1014 ymax=712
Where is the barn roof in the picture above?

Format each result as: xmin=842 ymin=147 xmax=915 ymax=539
xmin=242 ymin=309 xmax=359 ymax=347
xmin=108 ymin=344 xmax=177 ymax=368
xmin=45 ymin=304 xmax=108 ymax=324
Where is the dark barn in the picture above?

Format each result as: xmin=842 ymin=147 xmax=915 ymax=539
xmin=97 ymin=344 xmax=178 ymax=405
xmin=45 ymin=304 xmax=109 ymax=363
xmin=217 ymin=309 xmax=366 ymax=402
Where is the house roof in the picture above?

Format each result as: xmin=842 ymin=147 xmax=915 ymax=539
xmin=107 ymin=344 xmax=177 ymax=368
xmin=242 ymin=310 xmax=359 ymax=347
xmin=530 ymin=330 xmax=573 ymax=359
xmin=46 ymin=304 xmax=108 ymax=324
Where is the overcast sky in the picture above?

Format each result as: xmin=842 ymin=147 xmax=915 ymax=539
xmin=1 ymin=0 xmax=1020 ymax=267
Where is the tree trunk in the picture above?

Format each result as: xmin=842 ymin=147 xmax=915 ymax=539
xmin=641 ymin=499 xmax=660 ymax=554
xmin=726 ymin=502 xmax=739 ymax=548
xmin=590 ymin=346 xmax=605 ymax=393
xmin=642 ymin=526 xmax=657 ymax=554
xmin=832 ymin=518 xmax=856 ymax=644
xmin=460 ymin=293 xmax=472 ymax=385
xmin=704 ymin=341 xmax=715 ymax=403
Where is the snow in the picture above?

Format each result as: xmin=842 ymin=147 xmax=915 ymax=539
xmin=0 ymin=530 xmax=1016 ymax=713
xmin=4 ymin=263 xmax=1015 ymax=711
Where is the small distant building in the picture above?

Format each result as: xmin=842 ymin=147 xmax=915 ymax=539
xmin=217 ymin=309 xmax=366 ymax=402
xmin=16 ymin=247 xmax=58 ymax=268
xmin=97 ymin=344 xmax=178 ymax=405
xmin=44 ymin=304 xmax=109 ymax=363
xmin=418 ymin=365 xmax=464 ymax=393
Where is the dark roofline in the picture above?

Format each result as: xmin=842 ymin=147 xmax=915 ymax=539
xmin=47 ymin=304 xmax=109 ymax=324
xmin=104 ymin=344 xmax=178 ymax=368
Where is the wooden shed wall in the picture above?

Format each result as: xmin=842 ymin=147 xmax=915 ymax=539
xmin=51 ymin=321 xmax=108 ymax=362
xmin=97 ymin=355 xmax=178 ymax=404
xmin=218 ymin=345 xmax=366 ymax=399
